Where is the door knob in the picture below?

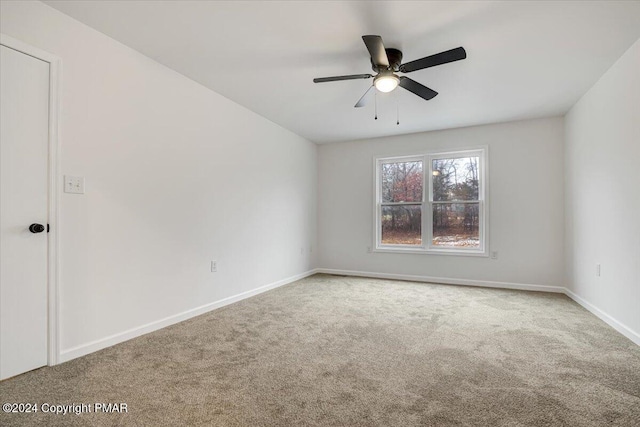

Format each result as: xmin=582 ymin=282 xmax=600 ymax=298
xmin=29 ymin=223 xmax=45 ymax=234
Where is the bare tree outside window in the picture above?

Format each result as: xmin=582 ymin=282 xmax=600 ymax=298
xmin=380 ymin=161 xmax=423 ymax=245
xmin=431 ymin=157 xmax=480 ymax=248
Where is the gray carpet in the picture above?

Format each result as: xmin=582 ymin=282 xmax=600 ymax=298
xmin=1 ymin=274 xmax=639 ymax=426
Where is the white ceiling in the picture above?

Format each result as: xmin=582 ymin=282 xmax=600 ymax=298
xmin=44 ymin=1 xmax=640 ymax=144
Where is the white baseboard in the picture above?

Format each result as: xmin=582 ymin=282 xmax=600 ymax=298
xmin=316 ymin=268 xmax=566 ymax=293
xmin=563 ymin=288 xmax=640 ymax=346
xmin=59 ymin=269 xmax=319 ymax=363
xmin=57 ymin=268 xmax=638 ymax=363
xmin=316 ymin=268 xmax=638 ymax=346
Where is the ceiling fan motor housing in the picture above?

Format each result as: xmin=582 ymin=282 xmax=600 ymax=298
xmin=371 ymin=48 xmax=403 ymax=72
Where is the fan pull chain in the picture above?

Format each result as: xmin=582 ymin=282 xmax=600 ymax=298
xmin=397 ymin=104 xmax=400 ymax=125
xmin=374 ymin=91 xmax=378 ymax=120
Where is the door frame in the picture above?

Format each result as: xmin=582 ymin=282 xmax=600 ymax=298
xmin=1 ymin=34 xmax=61 ymax=366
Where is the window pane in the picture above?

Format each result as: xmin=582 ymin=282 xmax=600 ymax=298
xmin=432 ymin=203 xmax=479 ymax=248
xmin=432 ymin=157 xmax=479 ymax=201
xmin=381 ymin=205 xmax=422 ymax=245
xmin=381 ymin=161 xmax=423 ymax=203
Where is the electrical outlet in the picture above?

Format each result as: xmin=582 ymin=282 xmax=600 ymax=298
xmin=596 ymin=263 xmax=601 ymax=277
xmin=64 ymin=175 xmax=85 ymax=194
xmin=491 ymin=251 xmax=498 ymax=259
xmin=300 ymin=247 xmax=304 ymax=255
xmin=367 ymin=246 xmax=372 ymax=253
xmin=211 ymin=260 xmax=217 ymax=272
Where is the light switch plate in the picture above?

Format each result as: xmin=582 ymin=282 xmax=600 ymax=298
xmin=64 ymin=175 xmax=85 ymax=194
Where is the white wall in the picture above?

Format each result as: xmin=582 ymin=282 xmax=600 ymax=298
xmin=318 ymin=117 xmax=565 ymax=288
xmin=565 ymin=39 xmax=640 ymax=341
xmin=1 ymin=1 xmax=317 ymax=360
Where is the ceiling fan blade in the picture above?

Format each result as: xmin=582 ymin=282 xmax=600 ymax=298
xmin=399 ymin=47 xmax=466 ymax=73
xmin=399 ymin=77 xmax=438 ymax=101
xmin=313 ymin=74 xmax=373 ymax=83
xmin=362 ymin=35 xmax=389 ymax=68
xmin=354 ymin=85 xmax=375 ymax=108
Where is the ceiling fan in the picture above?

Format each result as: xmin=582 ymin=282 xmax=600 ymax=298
xmin=313 ymin=35 xmax=466 ymax=108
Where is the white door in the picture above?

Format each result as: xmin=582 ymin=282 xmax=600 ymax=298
xmin=0 ymin=45 xmax=50 ymax=380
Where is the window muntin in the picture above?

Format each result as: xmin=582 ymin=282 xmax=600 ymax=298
xmin=375 ymin=149 xmax=486 ymax=255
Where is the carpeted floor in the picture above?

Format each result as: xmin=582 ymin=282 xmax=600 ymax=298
xmin=1 ymin=274 xmax=639 ymax=426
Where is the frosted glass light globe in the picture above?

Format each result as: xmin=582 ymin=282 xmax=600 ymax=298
xmin=374 ymin=74 xmax=399 ymax=93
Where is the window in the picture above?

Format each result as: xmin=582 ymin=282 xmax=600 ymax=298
xmin=380 ymin=158 xmax=424 ymax=246
xmin=375 ymin=149 xmax=487 ymax=255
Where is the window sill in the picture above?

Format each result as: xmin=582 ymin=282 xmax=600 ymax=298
xmin=373 ymin=246 xmax=488 ymax=257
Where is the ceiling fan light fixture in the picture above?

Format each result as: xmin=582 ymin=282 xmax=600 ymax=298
xmin=313 ymin=35 xmax=466 ymax=107
xmin=374 ymin=73 xmax=399 ymax=93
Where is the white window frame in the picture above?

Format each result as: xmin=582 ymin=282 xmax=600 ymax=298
xmin=374 ymin=147 xmax=488 ymax=256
